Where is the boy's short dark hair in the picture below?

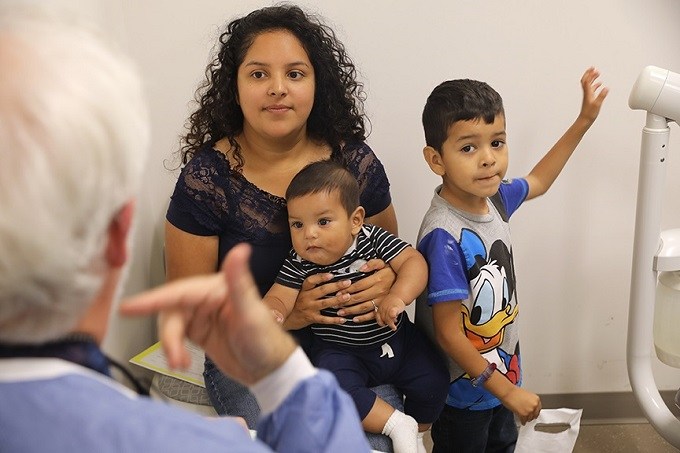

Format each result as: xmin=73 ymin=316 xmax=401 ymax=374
xmin=422 ymin=79 xmax=505 ymax=151
xmin=286 ymin=160 xmax=360 ymax=215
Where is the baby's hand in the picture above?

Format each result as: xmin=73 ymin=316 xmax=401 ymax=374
xmin=375 ymin=295 xmax=406 ymax=331
xmin=579 ymin=66 xmax=609 ymax=125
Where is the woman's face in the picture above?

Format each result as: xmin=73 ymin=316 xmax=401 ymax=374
xmin=236 ymin=30 xmax=316 ymax=142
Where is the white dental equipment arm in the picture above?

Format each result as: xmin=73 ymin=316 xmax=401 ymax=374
xmin=627 ymin=65 xmax=680 ymax=448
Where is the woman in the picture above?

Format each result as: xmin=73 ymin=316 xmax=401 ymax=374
xmin=165 ymin=5 xmax=402 ymax=449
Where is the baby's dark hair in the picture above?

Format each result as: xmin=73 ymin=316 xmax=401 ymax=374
xmin=422 ymin=79 xmax=504 ymax=151
xmin=179 ymin=4 xmax=367 ymax=169
xmin=286 ymin=160 xmax=360 ymax=215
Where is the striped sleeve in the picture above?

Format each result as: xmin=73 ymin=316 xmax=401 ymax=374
xmin=366 ymin=225 xmax=410 ymax=263
xmin=275 ymin=251 xmax=308 ymax=289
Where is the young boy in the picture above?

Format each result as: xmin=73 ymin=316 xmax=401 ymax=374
xmin=415 ymin=67 xmax=608 ymax=452
xmin=264 ymin=159 xmax=449 ymax=453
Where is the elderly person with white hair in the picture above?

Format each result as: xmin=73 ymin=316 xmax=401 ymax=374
xmin=0 ymin=6 xmax=370 ymax=453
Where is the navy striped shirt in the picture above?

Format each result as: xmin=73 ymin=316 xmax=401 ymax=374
xmin=276 ymin=224 xmax=410 ymax=346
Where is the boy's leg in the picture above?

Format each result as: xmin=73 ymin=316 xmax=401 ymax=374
xmin=431 ymin=405 xmax=492 ymax=453
xmin=379 ymin=406 xmax=419 ymax=453
xmin=315 ymin=346 xmax=377 ymax=420
xmin=369 ymin=385 xmax=404 ymax=453
xmin=390 ymin=321 xmax=450 ymax=430
xmin=431 ymin=404 xmax=516 ymax=453
xmin=316 ymin=344 xmax=417 ymax=453
xmin=368 ymin=321 xmax=447 ymax=453
xmin=485 ymin=405 xmax=518 ymax=453
xmin=362 ymin=395 xmax=398 ymax=432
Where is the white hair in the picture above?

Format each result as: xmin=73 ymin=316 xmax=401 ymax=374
xmin=0 ymin=6 xmax=149 ymax=343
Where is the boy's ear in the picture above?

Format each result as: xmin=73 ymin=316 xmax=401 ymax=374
xmin=423 ymin=146 xmax=446 ymax=176
xmin=350 ymin=206 xmax=365 ymax=235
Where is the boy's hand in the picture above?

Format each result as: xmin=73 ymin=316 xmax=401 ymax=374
xmin=579 ymin=66 xmax=609 ymax=125
xmin=524 ymin=66 xmax=609 ymax=201
xmin=500 ymin=386 xmax=542 ymax=425
xmin=375 ymin=295 xmax=406 ymax=331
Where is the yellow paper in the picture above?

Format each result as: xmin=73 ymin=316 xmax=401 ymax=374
xmin=129 ymin=340 xmax=205 ymax=387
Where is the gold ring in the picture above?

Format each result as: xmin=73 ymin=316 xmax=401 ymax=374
xmin=371 ymin=300 xmax=378 ymax=312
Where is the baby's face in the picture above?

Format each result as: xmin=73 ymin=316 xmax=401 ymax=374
xmin=436 ymin=114 xmax=509 ymax=212
xmin=287 ymin=190 xmax=362 ymax=266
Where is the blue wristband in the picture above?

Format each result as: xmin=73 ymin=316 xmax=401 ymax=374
xmin=471 ymin=361 xmax=497 ymax=387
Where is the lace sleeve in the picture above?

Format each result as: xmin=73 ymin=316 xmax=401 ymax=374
xmin=343 ymin=142 xmax=392 ymax=217
xmin=166 ymin=149 xmax=231 ymax=236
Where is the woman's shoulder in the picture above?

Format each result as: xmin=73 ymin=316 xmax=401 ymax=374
xmin=339 ymin=141 xmax=383 ymax=171
xmin=173 ymin=142 xmax=234 ymax=203
xmin=338 ymin=141 xmax=391 ymax=213
xmin=182 ymin=142 xmax=230 ymax=173
xmin=341 ymin=140 xmax=375 ymax=157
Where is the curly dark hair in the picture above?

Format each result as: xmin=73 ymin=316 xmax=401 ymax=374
xmin=179 ymin=4 xmax=368 ymax=169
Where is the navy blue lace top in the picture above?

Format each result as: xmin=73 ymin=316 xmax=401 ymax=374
xmin=166 ymin=141 xmax=392 ymax=296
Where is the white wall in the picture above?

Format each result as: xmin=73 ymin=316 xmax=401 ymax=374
xmin=95 ymin=0 xmax=680 ymax=395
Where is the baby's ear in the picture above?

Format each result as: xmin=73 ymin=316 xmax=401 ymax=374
xmin=423 ymin=146 xmax=446 ymax=176
xmin=350 ymin=206 xmax=365 ymax=233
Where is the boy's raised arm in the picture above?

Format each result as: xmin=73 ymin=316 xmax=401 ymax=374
xmin=524 ymin=67 xmax=609 ymax=200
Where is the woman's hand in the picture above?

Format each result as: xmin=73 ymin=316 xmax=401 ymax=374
xmin=284 ymin=259 xmax=397 ymax=329
xmin=336 ymin=259 xmax=396 ymax=323
xmin=282 ymin=273 xmax=353 ymax=330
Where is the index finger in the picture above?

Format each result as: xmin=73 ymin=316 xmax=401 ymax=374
xmin=119 ymin=273 xmax=226 ymax=316
xmin=158 ymin=310 xmax=191 ymax=369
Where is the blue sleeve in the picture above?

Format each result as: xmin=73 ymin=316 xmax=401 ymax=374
xmin=497 ymin=178 xmax=529 ymax=219
xmin=256 ymin=370 xmax=371 ymax=453
xmin=417 ymin=228 xmax=469 ymax=304
xmin=0 ymin=367 xmax=366 ymax=453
